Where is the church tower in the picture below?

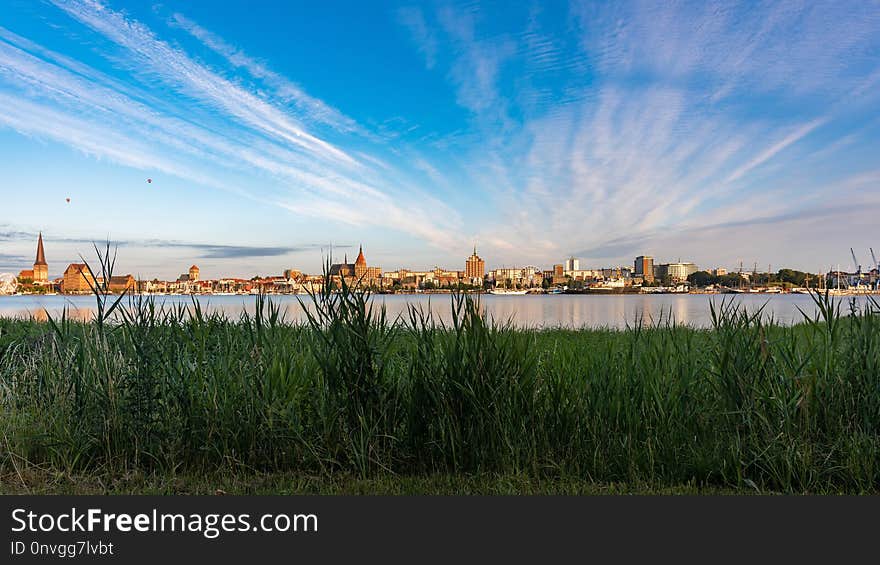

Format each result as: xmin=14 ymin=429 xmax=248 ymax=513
xmin=354 ymin=245 xmax=367 ymax=279
xmin=33 ymin=232 xmax=48 ymax=282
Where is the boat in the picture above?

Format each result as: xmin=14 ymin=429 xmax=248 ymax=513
xmin=488 ymin=289 xmax=528 ymax=295
xmin=547 ymin=288 xmax=563 ymax=295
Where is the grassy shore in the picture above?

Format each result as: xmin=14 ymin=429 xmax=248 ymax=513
xmin=1 ymin=277 xmax=878 ymax=494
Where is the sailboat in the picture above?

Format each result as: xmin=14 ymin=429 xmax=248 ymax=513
xmin=488 ymin=288 xmax=528 ymax=295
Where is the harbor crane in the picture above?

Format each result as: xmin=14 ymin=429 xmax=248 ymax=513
xmin=872 ymin=248 xmax=879 ymax=290
xmin=850 ymin=248 xmax=861 ymax=275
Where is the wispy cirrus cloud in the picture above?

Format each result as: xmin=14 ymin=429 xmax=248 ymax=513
xmin=167 ymin=12 xmax=364 ymax=136
xmin=397 ymin=6 xmax=439 ymax=70
xmin=725 ymin=118 xmax=827 ymax=183
xmin=391 ymin=0 xmax=880 ymax=269
xmin=0 ymin=1 xmax=464 ymax=251
xmin=50 ymin=0 xmax=355 ymax=167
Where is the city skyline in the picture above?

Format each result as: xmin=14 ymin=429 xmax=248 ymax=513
xmin=2 ymin=1 xmax=879 ymax=278
xmin=11 ymin=232 xmax=861 ymax=289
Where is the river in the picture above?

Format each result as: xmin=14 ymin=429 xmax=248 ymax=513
xmin=0 ymin=292 xmax=873 ymax=329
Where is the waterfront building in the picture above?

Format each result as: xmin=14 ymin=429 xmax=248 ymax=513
xmin=634 ymin=255 xmax=654 ymax=282
xmin=601 ymin=267 xmax=621 ymax=279
xmin=655 ymin=262 xmax=698 ymax=282
xmin=189 ymin=265 xmax=200 ymax=282
xmin=465 ymin=246 xmax=485 ymax=284
xmin=567 ymin=269 xmax=600 ymax=281
xmin=541 ymin=264 xmax=566 ymax=286
xmin=490 ymin=266 xmax=542 ymax=288
xmin=330 ymin=246 xmax=381 ymax=286
xmin=62 ymin=263 xmax=96 ymax=294
xmin=354 ymin=246 xmax=368 ymax=279
xmin=492 ymin=267 xmax=524 ymax=284
xmin=109 ymin=274 xmax=136 ymax=293
xmin=564 ymin=257 xmax=580 ymax=272
xmin=329 ymin=252 xmax=355 ymax=279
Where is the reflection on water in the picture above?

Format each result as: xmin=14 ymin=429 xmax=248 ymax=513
xmin=0 ymin=293 xmax=872 ymax=329
xmin=25 ymin=307 xmax=95 ymax=323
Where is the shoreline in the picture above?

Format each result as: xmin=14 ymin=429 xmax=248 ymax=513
xmin=4 ymin=289 xmax=878 ymax=297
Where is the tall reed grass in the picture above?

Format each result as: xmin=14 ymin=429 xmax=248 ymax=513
xmin=1 ymin=250 xmax=878 ymax=492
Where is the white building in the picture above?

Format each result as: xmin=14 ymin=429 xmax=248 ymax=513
xmin=666 ymin=262 xmax=699 ymax=282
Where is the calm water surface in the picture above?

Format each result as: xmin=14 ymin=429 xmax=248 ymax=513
xmin=0 ymin=293 xmax=870 ymax=329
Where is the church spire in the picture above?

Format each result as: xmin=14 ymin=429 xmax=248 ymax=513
xmin=355 ymin=244 xmax=366 ymax=266
xmin=34 ymin=232 xmax=47 ymax=266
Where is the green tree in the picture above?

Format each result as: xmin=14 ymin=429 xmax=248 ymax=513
xmin=687 ymin=271 xmax=716 ymax=287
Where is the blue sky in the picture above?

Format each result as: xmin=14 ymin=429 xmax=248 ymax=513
xmin=1 ymin=0 xmax=878 ymax=279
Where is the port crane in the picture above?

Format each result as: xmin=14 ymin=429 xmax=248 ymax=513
xmin=850 ymin=248 xmax=863 ymax=288
xmin=872 ymin=248 xmax=879 ymax=290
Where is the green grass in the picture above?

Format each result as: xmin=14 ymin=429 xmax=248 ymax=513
xmin=1 ymin=265 xmax=878 ymax=494
xmin=0 ymin=468 xmax=744 ymax=495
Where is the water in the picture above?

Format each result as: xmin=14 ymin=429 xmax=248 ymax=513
xmin=0 ymin=293 xmax=872 ymax=329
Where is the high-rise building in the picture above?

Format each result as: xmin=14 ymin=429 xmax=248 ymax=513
xmin=564 ymin=257 xmax=580 ymax=272
xmin=465 ymin=246 xmax=485 ymax=283
xmin=634 ymin=255 xmax=654 ymax=282
xmin=33 ymin=232 xmax=48 ymax=282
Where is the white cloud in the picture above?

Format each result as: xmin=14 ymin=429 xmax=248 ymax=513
xmin=51 ymin=0 xmax=356 ymax=167
xmin=725 ymin=118 xmax=826 ymax=183
xmin=398 ymin=6 xmax=438 ymax=69
xmin=168 ymin=12 xmax=364 ymax=136
xmin=1 ymin=1 xmax=464 ymax=251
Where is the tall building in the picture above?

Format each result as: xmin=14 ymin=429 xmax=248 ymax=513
xmin=634 ymin=255 xmax=654 ymax=282
xmin=354 ymin=245 xmax=368 ymax=280
xmin=465 ymin=246 xmax=485 ymax=282
xmin=330 ymin=245 xmax=380 ymax=285
xmin=33 ymin=232 xmax=48 ymax=282
xmin=62 ymin=263 xmax=96 ymax=294
xmin=189 ymin=265 xmax=200 ymax=282
xmin=564 ymin=257 xmax=580 ymax=272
